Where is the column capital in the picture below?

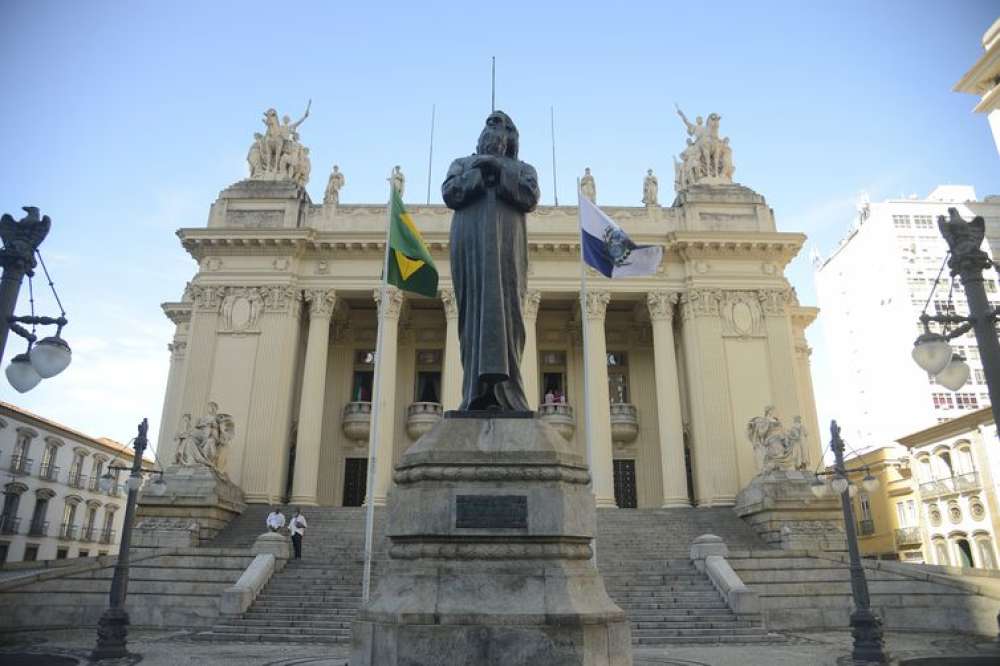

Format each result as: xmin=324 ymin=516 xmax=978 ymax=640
xmin=262 ymin=285 xmax=302 ymax=315
xmin=757 ymin=287 xmax=793 ymax=316
xmin=187 ymin=284 xmax=227 ymax=313
xmin=523 ymin=289 xmax=542 ymax=320
xmin=582 ymin=290 xmax=611 ymax=321
xmin=646 ymin=290 xmax=680 ymax=322
xmin=679 ymin=288 xmax=722 ymax=321
xmin=373 ymin=286 xmax=404 ymax=320
xmin=439 ymin=287 xmax=458 ymax=320
xmin=304 ymin=288 xmax=338 ymax=318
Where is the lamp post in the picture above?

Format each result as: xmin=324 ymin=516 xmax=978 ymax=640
xmin=1 ymin=206 xmax=72 ymax=392
xmin=91 ymin=418 xmax=165 ymax=661
xmin=911 ymin=208 xmax=1000 ymax=430
xmin=827 ymin=420 xmax=889 ymax=665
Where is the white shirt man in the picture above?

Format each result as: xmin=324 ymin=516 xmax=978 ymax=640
xmin=266 ymin=509 xmax=286 ymax=532
xmin=289 ymin=510 xmax=308 ymax=559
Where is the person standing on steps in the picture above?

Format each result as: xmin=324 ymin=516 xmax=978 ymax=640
xmin=266 ymin=506 xmax=286 ymax=532
xmin=289 ymin=508 xmax=308 ymax=559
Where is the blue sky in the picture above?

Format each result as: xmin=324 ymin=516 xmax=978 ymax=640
xmin=1 ymin=1 xmax=998 ymax=455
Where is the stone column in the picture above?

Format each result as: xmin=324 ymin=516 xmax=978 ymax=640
xmin=440 ymin=288 xmax=461 ymax=411
xmin=371 ymin=286 xmax=404 ymax=506
xmin=647 ymin=291 xmax=690 ymax=508
xmin=760 ymin=288 xmax=802 ymax=426
xmin=290 ymin=289 xmax=337 ymax=506
xmin=582 ymin=290 xmax=616 ymax=508
xmin=156 ymin=303 xmax=191 ymax=463
xmin=522 ymin=290 xmax=542 ymax=409
xmin=679 ymin=288 xmax=739 ymax=506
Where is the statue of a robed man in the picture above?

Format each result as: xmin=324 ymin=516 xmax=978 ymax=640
xmin=442 ymin=111 xmax=540 ymax=411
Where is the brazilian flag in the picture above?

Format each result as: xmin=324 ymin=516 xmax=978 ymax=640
xmin=386 ymin=189 xmax=438 ymax=298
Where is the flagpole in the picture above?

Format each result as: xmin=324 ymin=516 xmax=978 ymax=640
xmin=425 ymin=104 xmax=435 ymax=205
xmin=577 ymin=182 xmax=598 ymax=563
xmin=361 ymin=184 xmax=395 ymax=603
xmin=550 ymin=107 xmax=559 ymax=206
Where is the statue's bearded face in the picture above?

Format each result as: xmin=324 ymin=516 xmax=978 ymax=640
xmin=477 ymin=111 xmax=518 ymax=157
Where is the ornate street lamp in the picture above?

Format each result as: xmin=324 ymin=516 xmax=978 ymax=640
xmin=91 ymin=418 xmax=165 ymax=661
xmin=0 ymin=206 xmax=71 ymax=392
xmin=911 ymin=208 xmax=1000 ymax=429
xmin=810 ymin=422 xmax=890 ymax=663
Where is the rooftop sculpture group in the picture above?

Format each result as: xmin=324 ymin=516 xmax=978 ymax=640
xmin=673 ymin=104 xmax=734 ymax=192
xmin=247 ymin=101 xmax=312 ymax=186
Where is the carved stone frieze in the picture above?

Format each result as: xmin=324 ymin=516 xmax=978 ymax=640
xmin=220 ymin=287 xmax=265 ymax=333
xmin=719 ymin=291 xmax=766 ymax=339
xmin=373 ymin=286 xmax=404 ymax=320
xmin=679 ymin=288 xmax=722 ymax=321
xmin=188 ymin=285 xmax=227 ymax=313
xmin=388 ymin=541 xmax=593 ymax=561
xmin=304 ymin=289 xmax=337 ymax=318
xmin=758 ymin=288 xmax=793 ymax=316
xmin=263 ymin=286 xmax=302 ymax=315
xmin=582 ymin=290 xmax=611 ymax=321
xmin=646 ymin=290 xmax=679 ymax=322
xmin=393 ymin=464 xmax=590 ymax=485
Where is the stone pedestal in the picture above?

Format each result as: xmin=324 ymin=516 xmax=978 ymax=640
xmin=350 ymin=415 xmax=632 ymax=666
xmin=135 ymin=465 xmax=245 ymax=546
xmin=734 ymin=470 xmax=846 ymax=552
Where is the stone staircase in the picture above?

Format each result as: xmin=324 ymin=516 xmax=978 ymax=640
xmin=198 ymin=506 xmax=775 ymax=645
xmin=597 ymin=509 xmax=773 ymax=645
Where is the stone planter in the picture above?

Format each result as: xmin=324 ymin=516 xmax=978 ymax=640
xmin=538 ymin=402 xmax=575 ymax=440
xmin=342 ymin=401 xmax=372 ymax=441
xmin=405 ymin=401 xmax=443 ymax=440
xmin=610 ymin=402 xmax=639 ymax=443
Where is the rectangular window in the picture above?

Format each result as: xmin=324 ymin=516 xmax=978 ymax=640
xmin=859 ymin=494 xmax=872 ymax=521
xmin=607 ymin=352 xmax=629 ymax=404
xmin=975 ymin=369 xmax=986 ymax=384
xmin=56 ymin=548 xmax=67 ymax=560
xmin=913 ymin=215 xmax=933 ymax=229
xmin=986 ymin=280 xmax=997 ymax=294
xmin=78 ymin=550 xmax=89 ymax=558
xmin=23 ymin=545 xmax=38 ymax=562
xmin=893 ymin=215 xmax=911 ymax=229
xmin=955 ymin=393 xmax=979 ymax=410
xmin=896 ymin=502 xmax=907 ymax=527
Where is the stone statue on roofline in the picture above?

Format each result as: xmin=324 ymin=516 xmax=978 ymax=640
xmin=247 ymin=100 xmax=312 ymax=186
xmin=746 ymin=406 xmax=809 ymax=473
xmin=580 ymin=167 xmax=596 ymax=203
xmin=324 ymin=165 xmax=346 ymax=205
xmin=673 ymin=104 xmax=735 ymax=192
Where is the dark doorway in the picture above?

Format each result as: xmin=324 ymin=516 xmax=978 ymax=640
xmin=613 ymin=459 xmax=638 ymax=509
xmin=956 ymin=538 xmax=975 ymax=568
xmin=343 ymin=458 xmax=368 ymax=507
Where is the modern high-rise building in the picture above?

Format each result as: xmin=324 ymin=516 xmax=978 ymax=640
xmin=814 ymin=185 xmax=1000 ymax=449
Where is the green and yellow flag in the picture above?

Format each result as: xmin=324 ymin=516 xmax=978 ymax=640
xmin=386 ymin=189 xmax=438 ymax=298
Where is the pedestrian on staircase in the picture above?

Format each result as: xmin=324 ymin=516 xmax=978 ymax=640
xmin=266 ymin=506 xmax=286 ymax=532
xmin=290 ymin=508 xmax=308 ymax=559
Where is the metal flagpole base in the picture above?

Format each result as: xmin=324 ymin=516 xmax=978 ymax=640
xmin=91 ymin=606 xmax=131 ymax=661
xmin=849 ymin=607 xmax=889 ymax=664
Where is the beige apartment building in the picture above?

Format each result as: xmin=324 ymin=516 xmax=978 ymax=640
xmin=155 ymin=111 xmax=822 ymax=512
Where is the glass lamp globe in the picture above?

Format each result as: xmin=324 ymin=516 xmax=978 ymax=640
xmin=831 ymin=477 xmax=850 ymax=494
xmin=848 ymin=483 xmax=859 ymax=498
xmin=936 ymin=354 xmax=970 ymax=391
xmin=30 ymin=336 xmax=72 ymax=378
xmin=861 ymin=472 xmax=880 ymax=493
xmin=98 ymin=471 xmax=114 ymax=493
xmin=912 ymin=332 xmax=953 ymax=375
xmin=126 ymin=475 xmax=142 ymax=492
xmin=151 ymin=477 xmax=167 ymax=496
xmin=809 ymin=478 xmax=829 ymax=498
xmin=6 ymin=353 xmax=42 ymax=393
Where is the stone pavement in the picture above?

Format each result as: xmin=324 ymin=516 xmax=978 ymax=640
xmin=1 ymin=628 xmax=999 ymax=665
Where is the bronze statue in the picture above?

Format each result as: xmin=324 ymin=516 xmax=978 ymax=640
xmin=442 ymin=111 xmax=540 ymax=411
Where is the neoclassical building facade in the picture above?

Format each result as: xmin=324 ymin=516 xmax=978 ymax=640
xmin=156 ymin=120 xmax=821 ymax=511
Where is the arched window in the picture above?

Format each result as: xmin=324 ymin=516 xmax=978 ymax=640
xmin=954 ymin=536 xmax=976 ymax=568
xmin=11 ymin=427 xmax=38 ymax=475
xmin=933 ymin=538 xmax=950 ymax=566
xmin=40 ymin=437 xmax=63 ymax=481
xmin=68 ymin=449 xmax=89 ymax=489
xmin=937 ymin=451 xmax=954 ymax=479
xmin=918 ymin=457 xmax=932 ymax=484
xmin=954 ymin=442 xmax=975 ymax=476
xmin=973 ymin=534 xmax=997 ymax=569
xmin=101 ymin=506 xmax=118 ymax=544
xmin=60 ymin=495 xmax=83 ymax=539
xmin=83 ymin=500 xmax=101 ymax=542
xmin=0 ymin=482 xmax=28 ymax=534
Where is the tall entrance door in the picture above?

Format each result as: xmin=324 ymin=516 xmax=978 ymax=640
xmin=342 ymin=458 xmax=368 ymax=507
xmin=613 ymin=459 xmax=638 ymax=509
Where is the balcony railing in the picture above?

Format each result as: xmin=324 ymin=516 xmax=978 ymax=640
xmin=894 ymin=526 xmax=922 ymax=547
xmin=0 ymin=515 xmax=21 ymax=535
xmin=538 ymin=402 xmax=575 ymax=441
xmin=858 ymin=519 xmax=875 ymax=536
xmin=87 ymin=476 xmax=102 ymax=492
xmin=99 ymin=529 xmax=116 ymax=544
xmin=342 ymin=401 xmax=372 ymax=442
xmin=67 ymin=473 xmax=88 ymax=490
xmin=9 ymin=455 xmax=33 ymax=476
xmin=107 ymin=483 xmax=123 ymax=498
xmin=81 ymin=526 xmax=97 ymax=542
xmin=59 ymin=523 xmax=77 ymax=540
xmin=38 ymin=463 xmax=60 ymax=482
xmin=609 ymin=403 xmax=639 ymax=444
xmin=919 ymin=471 xmax=981 ymax=498
xmin=28 ymin=520 xmax=49 ymax=537
xmin=405 ymin=402 xmax=443 ymax=440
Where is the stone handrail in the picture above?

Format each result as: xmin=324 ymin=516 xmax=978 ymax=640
xmin=220 ymin=553 xmax=275 ymax=615
xmin=690 ymin=534 xmax=760 ymax=616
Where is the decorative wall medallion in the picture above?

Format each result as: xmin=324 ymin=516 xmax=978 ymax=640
xmin=929 ymin=505 xmax=942 ymax=527
xmin=947 ymin=500 xmax=962 ymax=524
xmin=204 ymin=257 xmax=223 ymax=271
xmin=272 ymin=257 xmax=290 ymax=271
xmin=220 ymin=287 xmax=264 ymax=333
xmin=316 ymin=260 xmax=330 ymax=275
xmin=762 ymin=262 xmax=776 ymax=275
xmin=719 ymin=291 xmax=765 ymax=338
xmin=969 ymin=496 xmax=986 ymax=521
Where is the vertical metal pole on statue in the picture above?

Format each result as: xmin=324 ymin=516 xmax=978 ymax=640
xmin=550 ymin=107 xmax=559 ymax=206
xmin=425 ymin=104 xmax=435 ymax=205
xmin=361 ymin=184 xmax=394 ymax=603
xmin=576 ymin=182 xmax=597 ymax=563
xmin=491 ymin=57 xmax=496 ymax=112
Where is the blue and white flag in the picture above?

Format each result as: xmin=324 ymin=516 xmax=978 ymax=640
xmin=578 ymin=193 xmax=663 ymax=278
